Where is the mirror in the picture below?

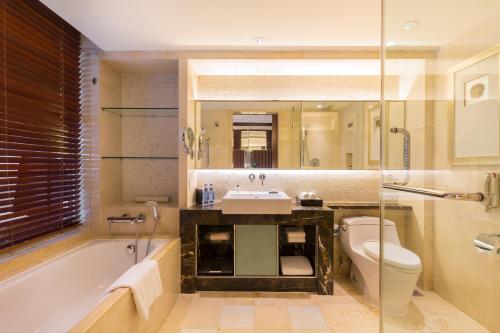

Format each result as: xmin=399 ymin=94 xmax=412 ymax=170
xmin=195 ymin=101 xmax=405 ymax=170
xmin=182 ymin=127 xmax=195 ymax=159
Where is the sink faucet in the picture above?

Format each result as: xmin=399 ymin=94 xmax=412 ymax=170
xmin=259 ymin=173 xmax=266 ymax=186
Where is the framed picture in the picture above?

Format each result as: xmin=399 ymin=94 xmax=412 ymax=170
xmin=450 ymin=45 xmax=500 ymax=165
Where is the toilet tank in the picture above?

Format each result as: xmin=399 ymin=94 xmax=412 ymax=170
xmin=340 ymin=216 xmax=400 ymax=249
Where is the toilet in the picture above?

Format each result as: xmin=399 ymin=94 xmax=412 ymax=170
xmin=339 ymin=216 xmax=422 ymax=316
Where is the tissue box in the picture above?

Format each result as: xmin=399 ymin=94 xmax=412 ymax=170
xmin=300 ymin=198 xmax=323 ymax=207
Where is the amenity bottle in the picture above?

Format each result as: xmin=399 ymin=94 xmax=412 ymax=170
xmin=208 ymin=184 xmax=215 ymax=206
xmin=202 ymin=184 xmax=209 ymax=206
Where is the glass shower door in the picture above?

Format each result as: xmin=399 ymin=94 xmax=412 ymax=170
xmin=381 ymin=1 xmax=500 ymax=332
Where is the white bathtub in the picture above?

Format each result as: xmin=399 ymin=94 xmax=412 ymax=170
xmin=0 ymin=238 xmax=170 ymax=333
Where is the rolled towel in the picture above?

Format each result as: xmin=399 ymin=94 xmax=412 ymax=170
xmin=207 ymin=232 xmax=230 ymax=241
xmin=107 ymin=259 xmax=163 ymax=320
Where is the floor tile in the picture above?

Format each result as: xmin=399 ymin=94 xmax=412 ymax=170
xmin=288 ymin=305 xmax=328 ymax=330
xmin=161 ymin=282 xmax=492 ymax=333
xmin=181 ymin=298 xmax=224 ymax=329
xmin=254 ymin=299 xmax=289 ymax=330
xmin=220 ymin=304 xmax=255 ymax=329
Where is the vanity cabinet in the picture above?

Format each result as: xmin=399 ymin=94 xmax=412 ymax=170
xmin=180 ymin=205 xmax=334 ymax=295
xmin=235 ymin=225 xmax=277 ymax=276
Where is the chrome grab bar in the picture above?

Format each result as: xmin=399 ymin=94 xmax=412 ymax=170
xmin=382 ymin=184 xmax=484 ymax=202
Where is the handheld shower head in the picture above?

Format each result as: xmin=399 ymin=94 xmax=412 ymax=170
xmin=390 ymin=127 xmax=409 ymax=136
xmin=145 ymin=201 xmax=160 ymax=221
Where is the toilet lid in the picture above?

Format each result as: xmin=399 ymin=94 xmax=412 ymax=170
xmin=363 ymin=241 xmax=422 ymax=271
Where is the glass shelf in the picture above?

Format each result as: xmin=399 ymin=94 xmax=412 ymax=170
xmin=101 ymin=156 xmax=178 ymax=160
xmin=101 ymin=107 xmax=178 ymax=117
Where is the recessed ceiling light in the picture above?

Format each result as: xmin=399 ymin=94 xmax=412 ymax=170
xmin=386 ymin=41 xmax=396 ymax=47
xmin=254 ymin=37 xmax=265 ymax=45
xmin=316 ymin=104 xmax=324 ymax=109
xmin=401 ymin=20 xmax=418 ymax=31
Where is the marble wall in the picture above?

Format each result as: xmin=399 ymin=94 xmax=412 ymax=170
xmin=194 ymin=169 xmax=379 ymax=202
xmin=121 ymin=73 xmax=179 ymax=205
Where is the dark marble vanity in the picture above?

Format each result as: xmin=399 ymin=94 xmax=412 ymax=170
xmin=180 ymin=204 xmax=334 ymax=295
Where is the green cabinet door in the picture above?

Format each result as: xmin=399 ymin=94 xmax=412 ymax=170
xmin=235 ymin=225 xmax=278 ymax=276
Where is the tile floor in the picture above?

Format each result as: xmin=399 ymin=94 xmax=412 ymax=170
xmin=158 ymin=279 xmax=491 ymax=333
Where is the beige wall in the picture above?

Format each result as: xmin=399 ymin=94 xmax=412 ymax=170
xmin=196 ymin=75 xmax=400 ymax=101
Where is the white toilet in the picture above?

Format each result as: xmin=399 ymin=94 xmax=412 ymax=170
xmin=339 ymin=216 xmax=422 ymax=316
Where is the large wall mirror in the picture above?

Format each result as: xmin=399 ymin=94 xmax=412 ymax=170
xmin=195 ymin=100 xmax=405 ymax=170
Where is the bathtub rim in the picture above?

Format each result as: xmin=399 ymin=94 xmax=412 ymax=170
xmin=0 ymin=236 xmax=175 ymax=286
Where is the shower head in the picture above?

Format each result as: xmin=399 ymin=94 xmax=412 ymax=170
xmin=145 ymin=201 xmax=160 ymax=221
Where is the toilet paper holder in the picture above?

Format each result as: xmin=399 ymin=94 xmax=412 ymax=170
xmin=474 ymin=233 xmax=500 ymax=256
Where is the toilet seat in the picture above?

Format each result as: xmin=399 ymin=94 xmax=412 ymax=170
xmin=363 ymin=241 xmax=421 ymax=271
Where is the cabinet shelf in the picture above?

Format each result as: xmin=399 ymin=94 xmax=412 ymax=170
xmin=101 ymin=156 xmax=178 ymax=160
xmin=101 ymin=107 xmax=178 ymax=117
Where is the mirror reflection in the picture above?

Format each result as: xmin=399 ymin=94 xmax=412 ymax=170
xmin=195 ymin=101 xmax=405 ymax=170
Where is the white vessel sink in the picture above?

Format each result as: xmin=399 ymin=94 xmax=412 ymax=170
xmin=222 ymin=191 xmax=292 ymax=215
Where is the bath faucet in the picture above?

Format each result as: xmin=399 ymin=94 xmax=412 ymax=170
xmin=259 ymin=173 xmax=266 ymax=186
xmin=107 ymin=214 xmax=145 ymax=264
xmin=249 ymin=173 xmax=256 ymax=182
xmin=389 ymin=127 xmax=410 ymax=185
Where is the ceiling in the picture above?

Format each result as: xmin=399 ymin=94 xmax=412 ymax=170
xmin=41 ymin=0 xmax=500 ymax=51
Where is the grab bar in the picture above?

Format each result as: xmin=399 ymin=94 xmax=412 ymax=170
xmin=382 ymin=184 xmax=484 ymax=202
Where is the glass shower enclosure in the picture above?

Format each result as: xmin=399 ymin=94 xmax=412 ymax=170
xmin=381 ymin=1 xmax=500 ymax=332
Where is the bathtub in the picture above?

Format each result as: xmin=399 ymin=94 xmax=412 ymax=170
xmin=0 ymin=238 xmax=176 ymax=333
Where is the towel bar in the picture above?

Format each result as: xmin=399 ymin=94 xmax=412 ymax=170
xmin=382 ymin=184 xmax=484 ymax=202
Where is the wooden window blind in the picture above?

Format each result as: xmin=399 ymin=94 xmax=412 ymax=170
xmin=0 ymin=0 xmax=82 ymax=249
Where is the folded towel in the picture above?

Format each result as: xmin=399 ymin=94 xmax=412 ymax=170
xmin=280 ymin=256 xmax=313 ymax=276
xmin=285 ymin=227 xmax=305 ymax=238
xmin=287 ymin=235 xmax=306 ymax=243
xmin=207 ymin=232 xmax=230 ymax=241
xmin=107 ymin=259 xmax=163 ymax=320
